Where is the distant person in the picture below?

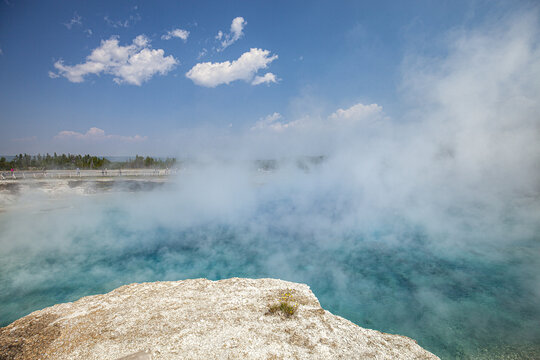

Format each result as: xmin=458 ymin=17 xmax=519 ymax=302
xmin=119 ymin=168 xmax=122 ymax=176
xmin=76 ymin=168 xmax=80 ymax=176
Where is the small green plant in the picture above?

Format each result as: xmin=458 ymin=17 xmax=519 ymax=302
xmin=267 ymin=290 xmax=299 ymax=317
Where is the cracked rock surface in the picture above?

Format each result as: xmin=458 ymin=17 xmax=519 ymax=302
xmin=0 ymin=278 xmax=439 ymax=359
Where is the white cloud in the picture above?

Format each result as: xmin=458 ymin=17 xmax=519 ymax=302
xmin=250 ymin=102 xmax=385 ymax=135
xmin=64 ymin=12 xmax=82 ymax=29
xmin=186 ymin=48 xmax=278 ymax=87
xmin=132 ymin=35 xmax=149 ymax=47
xmin=329 ymin=103 xmax=383 ymax=123
xmin=217 ymin=17 xmax=247 ymax=51
xmin=230 ymin=17 xmax=246 ymax=39
xmin=251 ymin=72 xmax=278 ymax=85
xmin=84 ymin=29 xmax=93 ymax=37
xmin=50 ymin=35 xmax=178 ymax=85
xmin=48 ymin=71 xmax=59 ymax=79
xmin=55 ymin=127 xmax=147 ymax=142
xmin=251 ymin=113 xmax=283 ymax=130
xmin=250 ymin=113 xmax=310 ymax=133
xmin=162 ymin=28 xmax=190 ymax=41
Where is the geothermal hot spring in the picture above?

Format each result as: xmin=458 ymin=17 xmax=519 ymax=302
xmin=2 ymin=14 xmax=540 ymax=359
xmin=1 ymin=155 xmax=539 ymax=359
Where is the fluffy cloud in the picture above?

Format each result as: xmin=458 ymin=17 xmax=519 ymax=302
xmin=250 ymin=102 xmax=384 ymax=134
xmin=217 ymin=16 xmax=247 ymax=51
xmin=252 ymin=72 xmax=278 ymax=85
xmin=329 ymin=103 xmax=383 ymax=123
xmin=186 ymin=48 xmax=278 ymax=87
xmin=50 ymin=35 xmax=177 ymax=85
xmin=162 ymin=28 xmax=189 ymax=41
xmin=55 ymin=127 xmax=147 ymax=142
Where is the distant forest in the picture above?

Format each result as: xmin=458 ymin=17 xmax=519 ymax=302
xmin=0 ymin=153 xmax=176 ymax=170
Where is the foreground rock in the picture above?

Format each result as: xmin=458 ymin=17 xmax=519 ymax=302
xmin=0 ymin=278 xmax=439 ymax=359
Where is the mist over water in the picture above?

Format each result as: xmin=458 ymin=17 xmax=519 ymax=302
xmin=1 ymin=160 xmax=540 ymax=358
xmin=1 ymin=10 xmax=540 ymax=360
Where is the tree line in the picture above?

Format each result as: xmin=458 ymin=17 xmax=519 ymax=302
xmin=0 ymin=153 xmax=176 ymax=170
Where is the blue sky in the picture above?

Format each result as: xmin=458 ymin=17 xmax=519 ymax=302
xmin=0 ymin=0 xmax=536 ymax=156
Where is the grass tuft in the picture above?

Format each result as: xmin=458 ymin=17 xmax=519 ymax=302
xmin=267 ymin=290 xmax=299 ymax=317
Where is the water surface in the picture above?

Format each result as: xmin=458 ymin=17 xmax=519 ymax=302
xmin=1 ymin=176 xmax=539 ymax=359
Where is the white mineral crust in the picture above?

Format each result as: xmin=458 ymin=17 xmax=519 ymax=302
xmin=0 ymin=278 xmax=439 ymax=359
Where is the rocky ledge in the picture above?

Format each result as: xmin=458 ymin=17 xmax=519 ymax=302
xmin=0 ymin=278 xmax=439 ymax=359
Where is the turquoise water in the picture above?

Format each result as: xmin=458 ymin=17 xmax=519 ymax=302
xmin=1 ymin=178 xmax=539 ymax=359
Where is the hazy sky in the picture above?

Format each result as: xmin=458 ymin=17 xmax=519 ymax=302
xmin=0 ymin=0 xmax=536 ymax=155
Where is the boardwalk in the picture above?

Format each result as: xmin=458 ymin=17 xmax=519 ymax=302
xmin=0 ymin=168 xmax=177 ymax=181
